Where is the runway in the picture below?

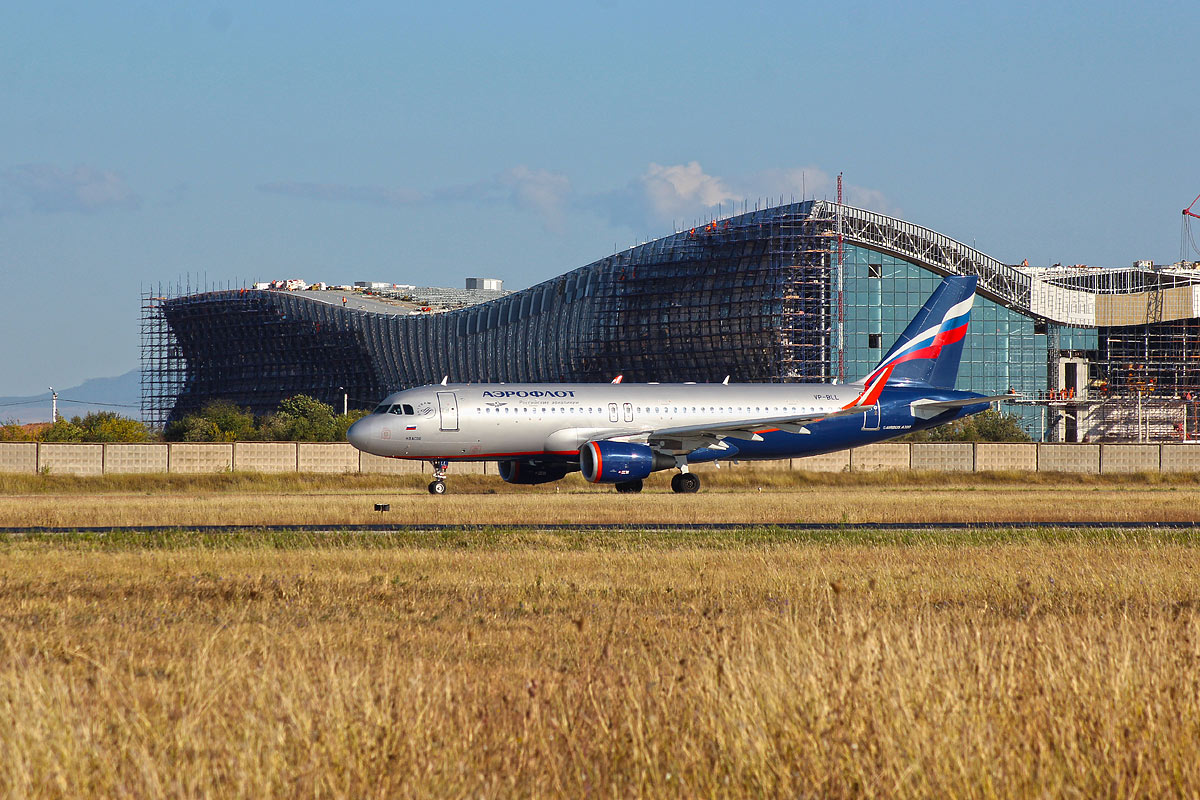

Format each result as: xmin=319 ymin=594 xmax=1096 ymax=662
xmin=3 ymin=521 xmax=1199 ymax=535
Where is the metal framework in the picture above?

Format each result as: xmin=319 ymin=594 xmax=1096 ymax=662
xmin=810 ymin=201 xmax=1032 ymax=308
xmin=140 ymin=286 xmax=187 ymax=430
xmin=140 ymin=201 xmax=1200 ymax=441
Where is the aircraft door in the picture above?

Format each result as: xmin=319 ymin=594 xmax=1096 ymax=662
xmin=437 ymin=392 xmax=459 ymax=431
xmin=608 ymin=403 xmax=619 ymax=422
xmin=623 ymin=403 xmax=633 ymax=422
xmin=862 ymin=403 xmax=880 ymax=431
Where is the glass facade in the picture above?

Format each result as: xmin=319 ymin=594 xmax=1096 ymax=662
xmin=839 ymin=244 xmax=1047 ymax=435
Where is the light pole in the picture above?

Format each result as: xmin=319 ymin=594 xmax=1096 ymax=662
xmin=339 ymin=387 xmax=347 ymax=416
xmin=48 ymin=387 xmax=57 ymax=422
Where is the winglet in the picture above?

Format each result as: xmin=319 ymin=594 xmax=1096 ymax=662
xmin=440 ymin=376 xmax=448 ymax=386
xmin=722 ymin=375 xmax=730 ymax=385
xmin=611 ymin=375 xmax=623 ymax=384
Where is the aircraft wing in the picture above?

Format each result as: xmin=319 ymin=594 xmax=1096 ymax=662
xmin=593 ymin=407 xmax=873 ymax=453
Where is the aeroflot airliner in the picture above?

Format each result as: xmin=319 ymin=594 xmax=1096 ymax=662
xmin=347 ymin=276 xmax=1012 ymax=494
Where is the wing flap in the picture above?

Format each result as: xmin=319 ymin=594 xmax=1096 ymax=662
xmin=589 ymin=406 xmax=871 ymax=453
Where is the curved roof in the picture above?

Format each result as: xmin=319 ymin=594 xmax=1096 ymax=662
xmin=808 ymin=201 xmax=1200 ymax=327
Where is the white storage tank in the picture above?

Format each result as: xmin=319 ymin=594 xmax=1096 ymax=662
xmin=466 ymin=277 xmax=503 ymax=291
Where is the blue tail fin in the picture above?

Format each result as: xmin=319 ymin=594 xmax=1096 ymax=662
xmin=860 ymin=275 xmax=977 ymax=390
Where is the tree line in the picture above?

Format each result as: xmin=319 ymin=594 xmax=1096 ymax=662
xmin=0 ymin=396 xmax=369 ymax=443
xmin=3 ymin=397 xmax=1031 ymax=444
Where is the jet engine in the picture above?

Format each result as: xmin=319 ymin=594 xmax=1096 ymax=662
xmin=497 ymin=460 xmax=579 ymax=485
xmin=579 ymin=441 xmax=674 ymax=483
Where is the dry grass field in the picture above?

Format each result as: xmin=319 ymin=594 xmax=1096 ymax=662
xmin=1 ymin=529 xmax=1198 ymax=798
xmin=2 ymin=470 xmax=1200 ymax=527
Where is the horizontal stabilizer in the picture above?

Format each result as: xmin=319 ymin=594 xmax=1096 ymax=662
xmin=910 ymin=394 xmax=1018 ymax=419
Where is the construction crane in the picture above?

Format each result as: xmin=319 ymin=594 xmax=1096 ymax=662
xmin=1184 ymin=192 xmax=1200 ymax=260
xmin=1185 ymin=192 xmax=1200 ymax=220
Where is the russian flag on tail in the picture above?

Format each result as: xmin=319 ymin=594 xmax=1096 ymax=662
xmin=843 ymin=276 xmax=978 ymax=408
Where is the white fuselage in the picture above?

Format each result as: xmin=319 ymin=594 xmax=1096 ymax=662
xmin=348 ymin=382 xmax=862 ymax=461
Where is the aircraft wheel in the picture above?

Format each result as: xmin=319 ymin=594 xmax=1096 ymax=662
xmin=615 ymin=479 xmax=643 ymax=494
xmin=673 ymin=473 xmax=700 ymax=493
xmin=428 ymin=480 xmax=447 ymax=495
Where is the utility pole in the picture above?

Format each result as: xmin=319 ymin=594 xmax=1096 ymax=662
xmin=48 ymin=387 xmax=58 ymax=422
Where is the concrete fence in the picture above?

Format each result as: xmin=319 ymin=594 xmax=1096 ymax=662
xmin=0 ymin=441 xmax=1196 ymax=476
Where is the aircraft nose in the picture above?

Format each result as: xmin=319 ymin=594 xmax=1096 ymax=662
xmin=346 ymin=416 xmax=373 ymax=450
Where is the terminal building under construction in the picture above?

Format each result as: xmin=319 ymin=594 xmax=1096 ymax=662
xmin=141 ymin=200 xmax=1200 ymax=442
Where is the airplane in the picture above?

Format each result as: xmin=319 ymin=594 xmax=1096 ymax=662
xmin=347 ymin=275 xmax=1014 ymax=494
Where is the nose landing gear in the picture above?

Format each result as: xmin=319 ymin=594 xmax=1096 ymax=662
xmin=427 ymin=459 xmax=449 ymax=495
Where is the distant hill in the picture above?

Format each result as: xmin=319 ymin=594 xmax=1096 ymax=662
xmin=0 ymin=369 xmax=142 ymax=423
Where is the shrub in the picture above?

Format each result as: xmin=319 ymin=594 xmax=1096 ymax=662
xmin=165 ymin=401 xmax=256 ymax=442
xmin=901 ymin=410 xmax=1031 ymax=443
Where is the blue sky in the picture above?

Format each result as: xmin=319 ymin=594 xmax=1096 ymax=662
xmin=1 ymin=0 xmax=1196 ymax=397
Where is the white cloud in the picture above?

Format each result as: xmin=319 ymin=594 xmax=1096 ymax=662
xmin=642 ymin=161 xmax=738 ymax=219
xmin=497 ymin=167 xmax=571 ymax=231
xmin=257 ymin=162 xmax=893 ymax=235
xmin=259 ymin=166 xmax=572 ymax=231
xmin=729 ymin=166 xmax=898 ymax=216
xmin=0 ymin=164 xmax=140 ymax=216
xmin=587 ymin=161 xmax=896 ymax=232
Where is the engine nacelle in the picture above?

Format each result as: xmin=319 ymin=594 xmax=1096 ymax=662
xmin=497 ymin=460 xmax=578 ymax=485
xmin=579 ymin=441 xmax=674 ymax=483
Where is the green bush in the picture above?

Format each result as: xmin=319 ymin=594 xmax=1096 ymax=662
xmin=32 ymin=412 xmax=152 ymax=443
xmin=0 ymin=421 xmax=38 ymax=442
xmin=901 ymin=409 xmax=1031 ymax=443
xmin=39 ymin=418 xmax=85 ymax=442
xmin=165 ymin=401 xmax=256 ymax=442
xmin=165 ymin=396 xmax=368 ymax=442
xmin=260 ymin=395 xmax=337 ymax=441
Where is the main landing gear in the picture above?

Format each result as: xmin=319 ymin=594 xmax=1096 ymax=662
xmin=670 ymin=472 xmax=700 ymax=493
xmin=669 ymin=459 xmax=701 ymax=494
xmin=615 ymin=479 xmax=643 ymax=493
xmin=427 ymin=459 xmax=449 ymax=495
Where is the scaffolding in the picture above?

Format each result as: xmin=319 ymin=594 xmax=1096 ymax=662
xmin=585 ymin=202 xmax=833 ymax=384
xmin=138 ymin=201 xmax=1200 ymax=442
xmin=140 ymin=285 xmax=187 ymax=431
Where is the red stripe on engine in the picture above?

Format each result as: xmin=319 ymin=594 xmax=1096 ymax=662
xmin=589 ymin=441 xmax=602 ymax=483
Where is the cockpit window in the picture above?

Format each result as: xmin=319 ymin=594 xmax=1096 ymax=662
xmin=373 ymin=404 xmax=390 ymax=414
xmin=403 ymin=404 xmax=415 ymax=415
xmin=386 ymin=403 xmax=417 ymax=415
